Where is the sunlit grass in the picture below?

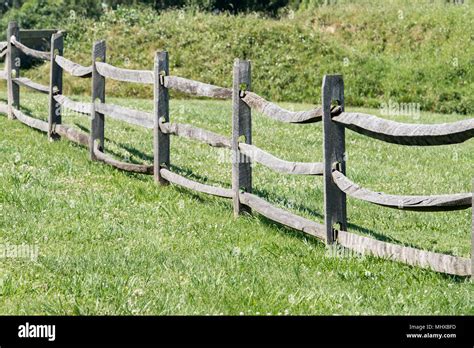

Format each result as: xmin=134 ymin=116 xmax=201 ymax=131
xmin=0 ymin=91 xmax=472 ymax=315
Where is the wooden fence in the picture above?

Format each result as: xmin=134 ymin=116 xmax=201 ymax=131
xmin=0 ymin=22 xmax=473 ymax=278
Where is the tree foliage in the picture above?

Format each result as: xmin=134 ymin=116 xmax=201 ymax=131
xmin=0 ymin=0 xmax=293 ymax=16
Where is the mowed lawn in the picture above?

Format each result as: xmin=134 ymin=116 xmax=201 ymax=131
xmin=0 ymin=90 xmax=472 ymax=315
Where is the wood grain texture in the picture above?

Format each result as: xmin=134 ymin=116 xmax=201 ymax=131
xmin=337 ymin=230 xmax=471 ymax=276
xmin=0 ymin=102 xmax=9 ymax=114
xmin=95 ymin=102 xmax=153 ymax=129
xmin=48 ymin=32 xmax=63 ymax=139
xmin=7 ymin=22 xmax=20 ymax=120
xmin=322 ymin=75 xmax=347 ymax=244
xmin=95 ymin=61 xmax=153 ymax=84
xmin=241 ymin=91 xmax=323 ymax=123
xmin=54 ymin=124 xmax=90 ymax=147
xmin=19 ymin=29 xmax=57 ymax=39
xmin=154 ymin=51 xmax=170 ymax=184
xmin=90 ymin=40 xmax=106 ymax=161
xmin=239 ymin=143 xmax=323 ymax=175
xmin=160 ymin=122 xmax=231 ymax=148
xmin=55 ymin=55 xmax=92 ymax=78
xmin=13 ymin=77 xmax=49 ymax=94
xmin=239 ymin=192 xmax=326 ymax=239
xmin=0 ymin=49 xmax=6 ymax=59
xmin=333 ymin=112 xmax=474 ymax=146
xmin=163 ymin=75 xmax=232 ymax=99
xmin=93 ymin=142 xmax=153 ymax=174
xmin=160 ymin=168 xmax=233 ymax=198
xmin=53 ymin=95 xmax=91 ymax=116
xmin=10 ymin=35 xmax=50 ymax=60
xmin=332 ymin=170 xmax=472 ymax=211
xmin=12 ymin=107 xmax=49 ymax=132
xmin=232 ymin=59 xmax=252 ymax=216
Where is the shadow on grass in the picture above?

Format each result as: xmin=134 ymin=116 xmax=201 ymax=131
xmin=73 ymin=123 xmax=90 ymax=134
xmin=169 ymin=163 xmax=230 ymax=188
xmin=117 ymin=142 xmax=153 ymax=162
xmin=1 ymin=99 xmax=469 ymax=282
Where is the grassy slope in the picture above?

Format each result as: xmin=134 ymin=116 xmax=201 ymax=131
xmin=0 ymin=90 xmax=472 ymax=315
xmin=1 ymin=1 xmax=473 ymax=114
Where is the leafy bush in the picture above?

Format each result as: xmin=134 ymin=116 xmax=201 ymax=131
xmin=2 ymin=1 xmax=472 ymax=114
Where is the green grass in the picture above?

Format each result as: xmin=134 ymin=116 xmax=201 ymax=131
xmin=0 ymin=90 xmax=472 ymax=315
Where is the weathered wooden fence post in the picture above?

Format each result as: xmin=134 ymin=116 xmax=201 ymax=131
xmin=232 ymin=59 xmax=252 ymax=216
xmin=48 ymin=31 xmax=63 ymax=140
xmin=153 ymin=51 xmax=170 ymax=185
xmin=322 ymin=74 xmax=347 ymax=244
xmin=90 ymin=40 xmax=106 ymax=160
xmin=6 ymin=21 xmax=20 ymax=120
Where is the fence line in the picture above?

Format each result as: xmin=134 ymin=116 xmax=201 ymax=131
xmin=332 ymin=170 xmax=472 ymax=211
xmin=0 ymin=22 xmax=472 ymax=277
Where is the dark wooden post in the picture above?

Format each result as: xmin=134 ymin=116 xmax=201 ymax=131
xmin=48 ymin=31 xmax=63 ymax=140
xmin=322 ymin=74 xmax=347 ymax=244
xmin=90 ymin=40 xmax=106 ymax=160
xmin=6 ymin=21 xmax=20 ymax=120
xmin=153 ymin=51 xmax=170 ymax=185
xmin=471 ymin=179 xmax=473 ymax=281
xmin=232 ymin=59 xmax=252 ymax=216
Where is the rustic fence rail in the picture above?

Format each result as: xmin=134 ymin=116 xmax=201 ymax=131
xmin=0 ymin=22 xmax=472 ymax=277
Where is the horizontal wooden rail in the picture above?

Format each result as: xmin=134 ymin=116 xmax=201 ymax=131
xmin=54 ymin=124 xmax=90 ymax=146
xmin=239 ymin=143 xmax=323 ymax=175
xmin=4 ymin=107 xmax=88 ymax=149
xmin=4 ymin=106 xmax=88 ymax=147
xmin=55 ymin=55 xmax=92 ymax=78
xmin=337 ymin=230 xmax=471 ymax=276
xmin=0 ymin=102 xmax=8 ymax=114
xmin=13 ymin=77 xmax=49 ymax=94
xmin=0 ymin=70 xmax=6 ymax=80
xmin=54 ymin=95 xmax=91 ymax=115
xmin=0 ymin=41 xmax=6 ymax=58
xmin=332 ymin=170 xmax=472 ymax=211
xmin=242 ymin=91 xmax=340 ymax=124
xmin=333 ymin=112 xmax=474 ymax=146
xmin=160 ymin=168 xmax=233 ymax=198
xmin=94 ymin=102 xmax=154 ymax=128
xmin=93 ymin=142 xmax=153 ymax=174
xmin=163 ymin=76 xmax=232 ymax=99
xmin=10 ymin=35 xmax=50 ymax=60
xmin=160 ymin=122 xmax=231 ymax=148
xmin=95 ymin=61 xmax=154 ymax=84
xmin=12 ymin=108 xmax=49 ymax=132
xmin=239 ymin=192 xmax=326 ymax=239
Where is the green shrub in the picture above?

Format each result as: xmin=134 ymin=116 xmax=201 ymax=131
xmin=1 ymin=1 xmax=472 ymax=114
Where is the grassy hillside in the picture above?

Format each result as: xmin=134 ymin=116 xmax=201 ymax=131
xmin=0 ymin=90 xmax=472 ymax=315
xmin=1 ymin=0 xmax=473 ymax=114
